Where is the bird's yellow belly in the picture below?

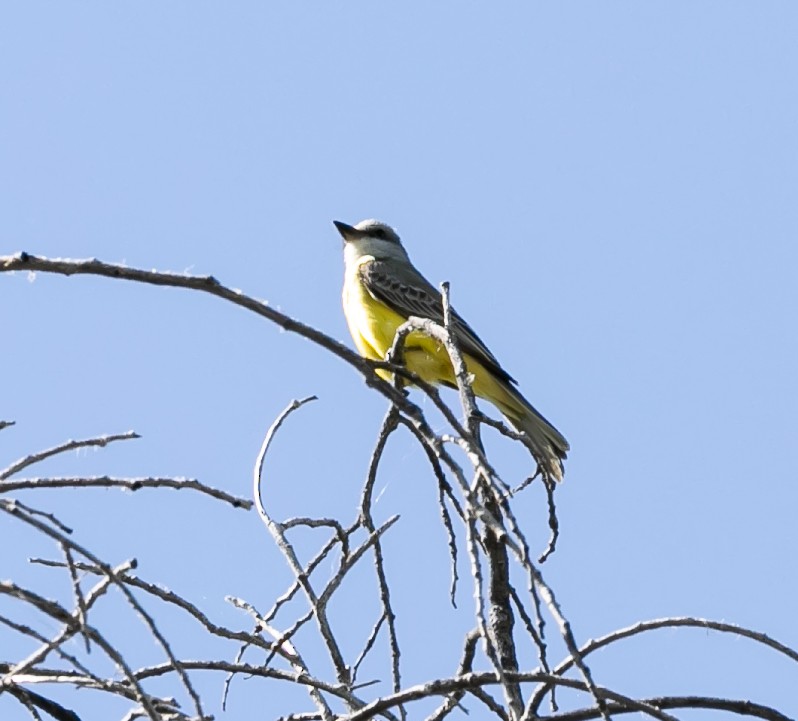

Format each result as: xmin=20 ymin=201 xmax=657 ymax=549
xmin=343 ymin=275 xmax=457 ymax=386
xmin=342 ymin=269 xmax=526 ymax=423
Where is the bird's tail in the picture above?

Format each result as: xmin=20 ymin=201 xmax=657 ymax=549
xmin=492 ymin=384 xmax=570 ymax=483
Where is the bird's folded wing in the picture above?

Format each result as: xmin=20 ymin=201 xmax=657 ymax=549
xmin=359 ymin=260 xmax=515 ymax=385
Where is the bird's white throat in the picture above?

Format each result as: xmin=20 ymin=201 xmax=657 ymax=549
xmin=343 ymin=236 xmax=409 ymax=271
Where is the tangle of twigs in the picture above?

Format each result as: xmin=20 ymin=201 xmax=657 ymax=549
xmin=2 ymin=253 xmax=795 ymax=721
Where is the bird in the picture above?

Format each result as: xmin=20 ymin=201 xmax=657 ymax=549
xmin=334 ymin=218 xmax=569 ymax=482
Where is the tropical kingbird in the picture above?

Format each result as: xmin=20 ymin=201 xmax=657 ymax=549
xmin=334 ymin=218 xmax=569 ymax=482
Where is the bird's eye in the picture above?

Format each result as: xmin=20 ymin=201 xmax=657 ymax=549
xmin=372 ymin=228 xmax=386 ymax=239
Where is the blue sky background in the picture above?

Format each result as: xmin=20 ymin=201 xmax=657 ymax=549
xmin=2 ymin=3 xmax=797 ymax=719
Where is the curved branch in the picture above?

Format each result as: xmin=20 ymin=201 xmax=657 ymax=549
xmin=537 ymin=696 xmax=793 ymax=721
xmin=0 ymin=253 xmax=416 ymax=412
xmin=527 ymin=616 xmax=798 ymax=714
xmin=342 ymin=671 xmax=679 ymax=721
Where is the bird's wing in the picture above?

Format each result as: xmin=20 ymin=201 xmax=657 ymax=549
xmin=359 ymin=259 xmax=516 ymax=384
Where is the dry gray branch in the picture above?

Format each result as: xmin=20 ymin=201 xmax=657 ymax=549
xmin=361 ymin=406 xmax=406 ymax=720
xmin=0 ymin=431 xmax=140 ymax=480
xmin=0 ymin=253 xmax=426 ymax=424
xmin=0 ymin=475 xmax=252 ymax=509
xmin=342 ymin=671 xmax=682 ymax=721
xmin=527 ymin=616 xmax=798 ymax=716
xmin=536 ymin=696 xmax=794 ymax=721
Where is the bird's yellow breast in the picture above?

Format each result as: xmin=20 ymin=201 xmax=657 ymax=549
xmin=342 ymin=256 xmax=455 ymax=384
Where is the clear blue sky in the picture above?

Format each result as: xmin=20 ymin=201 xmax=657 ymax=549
xmin=3 ymin=3 xmax=797 ymax=719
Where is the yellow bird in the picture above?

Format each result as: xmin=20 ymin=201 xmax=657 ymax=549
xmin=334 ymin=219 xmax=569 ymax=482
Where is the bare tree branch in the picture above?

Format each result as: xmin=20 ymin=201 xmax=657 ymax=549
xmin=0 ymin=253 xmax=423 ymax=420
xmin=536 ymin=696 xmax=794 ymax=721
xmin=343 ymin=671 xmax=681 ymax=721
xmin=527 ymin=616 xmax=798 ymax=716
xmin=1 ymin=502 xmax=204 ymax=720
xmin=0 ymin=475 xmax=251 ymax=509
xmin=361 ymin=406 xmax=406 ymax=721
xmin=0 ymin=432 xmax=140 ymax=480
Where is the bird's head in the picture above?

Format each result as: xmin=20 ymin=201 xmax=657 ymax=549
xmin=333 ymin=219 xmax=408 ymax=262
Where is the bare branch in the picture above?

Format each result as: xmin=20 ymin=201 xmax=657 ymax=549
xmin=4 ymin=684 xmax=81 ymax=721
xmin=537 ymin=477 xmax=559 ymax=564
xmin=0 ymin=476 xmax=252 ymax=509
xmin=343 ymin=671 xmax=681 ymax=721
xmin=253 ymin=395 xmax=343 ymax=719
xmin=425 ymin=630 xmax=511 ymax=721
xmin=0 ymin=432 xmax=140 ymax=480
xmin=261 ymin=519 xmax=360 ymax=625
xmin=31 ymin=558 xmax=288 ymax=658
xmin=352 ymin=614 xmax=386 ymax=685
xmin=61 ymin=545 xmax=90 ymax=654
xmin=0 ymin=578 xmax=160 ymax=720
xmin=537 ymin=696 xmax=794 ymax=721
xmin=282 ymin=518 xmax=350 ymax=555
xmin=0 ymin=253 xmax=424 ymax=419
xmin=527 ymin=615 xmax=798 ymax=715
xmin=3 ymin=498 xmax=74 ymax=534
xmin=395 ymin=415 xmax=464 ymax=606
xmin=0 ymin=612 xmax=94 ymax=678
xmin=1 ymin=502 xmax=203 ymax=719
xmin=361 ymin=407 xmax=405 ymax=719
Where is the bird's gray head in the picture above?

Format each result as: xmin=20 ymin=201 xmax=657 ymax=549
xmin=333 ymin=219 xmax=402 ymax=245
xmin=334 ymin=219 xmax=408 ymax=265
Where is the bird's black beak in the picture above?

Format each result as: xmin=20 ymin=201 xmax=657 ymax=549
xmin=333 ymin=220 xmax=360 ymax=241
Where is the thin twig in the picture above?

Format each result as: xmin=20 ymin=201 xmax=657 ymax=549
xmin=61 ymin=545 xmax=90 ymax=654
xmin=0 ymin=476 xmax=252 ymax=509
xmin=282 ymin=518 xmax=350 ymax=556
xmin=254 ymin=395 xmax=340 ymax=720
xmin=536 ymin=696 xmax=793 ymax=721
xmin=30 ymin=558 xmax=286 ymax=657
xmin=343 ymin=671 xmax=679 ymax=721
xmin=0 ymin=612 xmax=95 ymax=678
xmin=0 ymin=432 xmax=140 ymax=480
xmin=352 ymin=614 xmax=386 ymax=685
xmin=3 ymin=499 xmax=73 ymax=534
xmin=1 ymin=502 xmax=203 ymax=720
xmin=527 ymin=615 xmax=798 ymax=716
xmin=0 ymin=578 xmax=160 ymax=720
xmin=257 ymin=515 xmax=400 ymax=673
xmin=537 ymin=477 xmax=559 ymax=564
xmin=5 ymin=685 xmax=80 ymax=721
xmin=360 ymin=407 xmax=405 ymax=721
xmin=261 ymin=519 xmax=361 ymax=625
